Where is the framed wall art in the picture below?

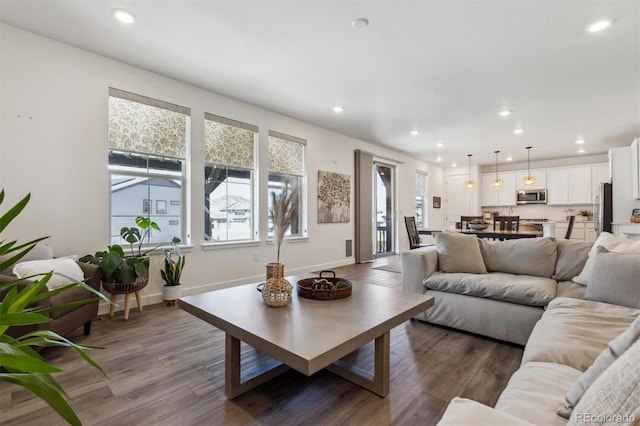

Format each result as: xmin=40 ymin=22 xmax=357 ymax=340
xmin=317 ymin=170 xmax=350 ymax=223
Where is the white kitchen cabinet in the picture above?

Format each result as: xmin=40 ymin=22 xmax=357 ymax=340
xmin=515 ymin=169 xmax=546 ymax=189
xmin=481 ymin=172 xmax=516 ymax=206
xmin=591 ymin=163 xmax=609 ymax=201
xmin=547 ymin=169 xmax=569 ymax=205
xmin=568 ymin=167 xmax=592 ymax=204
xmin=554 ymin=221 xmax=596 ymax=241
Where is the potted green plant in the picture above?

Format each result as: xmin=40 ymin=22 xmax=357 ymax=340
xmin=80 ymin=216 xmax=163 ymax=293
xmin=0 ymin=189 xmax=109 ymax=425
xmin=468 ymin=218 xmax=489 ymax=230
xmin=160 ymin=237 xmax=184 ymax=305
xmin=578 ymin=209 xmax=593 ymax=221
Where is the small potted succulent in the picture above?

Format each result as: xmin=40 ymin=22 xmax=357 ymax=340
xmin=578 ymin=209 xmax=593 ymax=221
xmin=160 ymin=237 xmax=184 ymax=305
xmin=468 ymin=218 xmax=489 ymax=230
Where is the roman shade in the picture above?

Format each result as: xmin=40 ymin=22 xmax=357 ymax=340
xmin=204 ymin=113 xmax=257 ymax=169
xmin=108 ymin=88 xmax=190 ymax=159
xmin=268 ymin=130 xmax=306 ymax=176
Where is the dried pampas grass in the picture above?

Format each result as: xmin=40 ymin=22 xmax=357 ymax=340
xmin=270 ymin=180 xmax=300 ymax=264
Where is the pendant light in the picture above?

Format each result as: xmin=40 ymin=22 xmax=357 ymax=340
xmin=490 ymin=150 xmax=505 ymax=189
xmin=463 ymin=154 xmax=476 ymax=190
xmin=521 ymin=146 xmax=537 ymax=188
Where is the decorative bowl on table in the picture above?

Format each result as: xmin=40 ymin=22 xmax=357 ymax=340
xmin=297 ymin=270 xmax=352 ymax=300
xmin=468 ymin=223 xmax=489 ymax=230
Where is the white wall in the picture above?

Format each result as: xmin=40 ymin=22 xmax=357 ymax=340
xmin=0 ymin=24 xmax=444 ymax=310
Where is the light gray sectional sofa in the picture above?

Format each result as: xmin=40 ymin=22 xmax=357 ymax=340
xmin=401 ymin=231 xmax=640 ymax=425
xmin=401 ymin=233 xmax=592 ymax=345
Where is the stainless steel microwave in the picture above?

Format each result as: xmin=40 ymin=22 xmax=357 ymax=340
xmin=516 ymin=189 xmax=547 ymax=204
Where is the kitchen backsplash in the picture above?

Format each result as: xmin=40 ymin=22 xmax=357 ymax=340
xmin=482 ymin=204 xmax=594 ymax=221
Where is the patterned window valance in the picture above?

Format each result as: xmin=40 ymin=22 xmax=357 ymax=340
xmin=416 ymin=171 xmax=428 ymax=197
xmin=204 ymin=113 xmax=257 ymax=170
xmin=268 ymin=130 xmax=306 ymax=177
xmin=108 ymin=88 xmax=190 ymax=159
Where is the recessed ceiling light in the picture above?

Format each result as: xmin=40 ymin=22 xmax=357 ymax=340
xmin=506 ymin=156 xmax=513 ymax=161
xmin=451 ymin=163 xmax=457 ymax=167
xmin=578 ymin=147 xmax=586 ymax=153
xmin=576 ymin=139 xmax=585 ymax=144
xmin=586 ymin=20 xmax=612 ymax=33
xmin=333 ymin=106 xmax=344 ymax=113
xmin=113 ymin=9 xmax=135 ymax=24
xmin=436 ymin=142 xmax=444 ymax=147
xmin=409 ymin=130 xmax=419 ymax=135
xmin=498 ymin=109 xmax=512 ymax=117
xmin=513 ymin=128 xmax=524 ymax=134
xmin=436 ymin=156 xmax=442 ymax=162
xmin=352 ymin=18 xmax=369 ymax=29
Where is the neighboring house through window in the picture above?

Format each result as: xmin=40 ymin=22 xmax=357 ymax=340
xmin=267 ymin=130 xmax=306 ymax=238
xmin=108 ymin=88 xmax=189 ymax=246
xmin=415 ymin=171 xmax=428 ymax=228
xmin=204 ymin=113 xmax=257 ymax=242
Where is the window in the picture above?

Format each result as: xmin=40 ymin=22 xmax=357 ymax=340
xmin=204 ymin=114 xmax=257 ymax=242
xmin=415 ymin=171 xmax=428 ymax=228
xmin=268 ymin=130 xmax=306 ymax=238
xmin=108 ymin=88 xmax=189 ymax=246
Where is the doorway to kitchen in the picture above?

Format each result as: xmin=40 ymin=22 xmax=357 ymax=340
xmin=374 ymin=162 xmax=395 ymax=256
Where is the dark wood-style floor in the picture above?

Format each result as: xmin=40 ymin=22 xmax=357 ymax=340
xmin=0 ymin=256 xmax=523 ymax=426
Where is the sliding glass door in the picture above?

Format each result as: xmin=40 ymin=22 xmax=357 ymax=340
xmin=374 ymin=162 xmax=395 ymax=256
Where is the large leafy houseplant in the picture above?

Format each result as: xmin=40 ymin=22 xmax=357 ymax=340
xmin=80 ymin=216 xmax=162 ymax=285
xmin=0 ymin=189 xmax=109 ymax=425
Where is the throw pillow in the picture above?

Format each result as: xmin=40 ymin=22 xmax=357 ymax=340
xmin=434 ymin=231 xmax=487 ymax=274
xmin=568 ymin=338 xmax=640 ymax=426
xmin=552 ymin=239 xmax=593 ymax=282
xmin=557 ymin=315 xmax=640 ymax=419
xmin=13 ymin=258 xmax=84 ymax=290
xmin=0 ymin=243 xmax=54 ymax=275
xmin=585 ymin=247 xmax=640 ymax=309
xmin=572 ymin=232 xmax=640 ymax=285
xmin=479 ymin=237 xmax=557 ymax=278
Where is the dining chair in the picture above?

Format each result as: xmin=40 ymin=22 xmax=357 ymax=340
xmin=404 ymin=216 xmax=429 ymax=250
xmin=460 ymin=216 xmax=483 ymax=230
xmin=564 ymin=215 xmax=576 ymax=239
xmin=494 ymin=216 xmax=520 ymax=231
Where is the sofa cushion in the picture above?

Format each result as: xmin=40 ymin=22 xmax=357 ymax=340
xmin=425 ymin=272 xmax=556 ymax=307
xmin=569 ymin=338 xmax=640 ymax=425
xmin=13 ymin=258 xmax=84 ymax=291
xmin=555 ymin=281 xmax=586 ymax=300
xmin=434 ymin=231 xmax=487 ymax=274
xmin=495 ymin=361 xmax=581 ymax=426
xmin=479 ymin=237 xmax=557 ymax=278
xmin=521 ymin=297 xmax=640 ymax=371
xmin=0 ymin=243 xmax=54 ymax=275
xmin=573 ymin=232 xmax=640 ymax=285
xmin=560 ymin=315 xmax=640 ymax=417
xmin=438 ymin=398 xmax=533 ymax=426
xmin=585 ymin=247 xmax=640 ymax=309
xmin=552 ymin=239 xmax=592 ymax=282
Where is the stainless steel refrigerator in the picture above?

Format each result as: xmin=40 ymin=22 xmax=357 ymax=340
xmin=594 ymin=182 xmax=613 ymax=233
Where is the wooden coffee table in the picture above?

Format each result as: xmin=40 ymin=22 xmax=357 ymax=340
xmin=179 ymin=275 xmax=434 ymax=399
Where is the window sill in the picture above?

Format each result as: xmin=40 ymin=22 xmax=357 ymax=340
xmin=201 ymin=240 xmax=262 ymax=251
xmin=266 ymin=236 xmax=309 ymax=245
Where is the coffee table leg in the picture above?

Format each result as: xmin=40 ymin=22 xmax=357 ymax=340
xmin=225 ymin=333 xmax=290 ymax=399
xmin=325 ymin=331 xmax=390 ymax=397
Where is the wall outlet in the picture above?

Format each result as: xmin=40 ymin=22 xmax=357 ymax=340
xmin=253 ymin=252 xmax=259 ymax=262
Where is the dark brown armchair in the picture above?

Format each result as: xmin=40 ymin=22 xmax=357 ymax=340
xmin=1 ymin=262 xmax=101 ymax=339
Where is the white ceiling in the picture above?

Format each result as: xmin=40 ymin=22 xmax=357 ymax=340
xmin=1 ymin=0 xmax=638 ymax=166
